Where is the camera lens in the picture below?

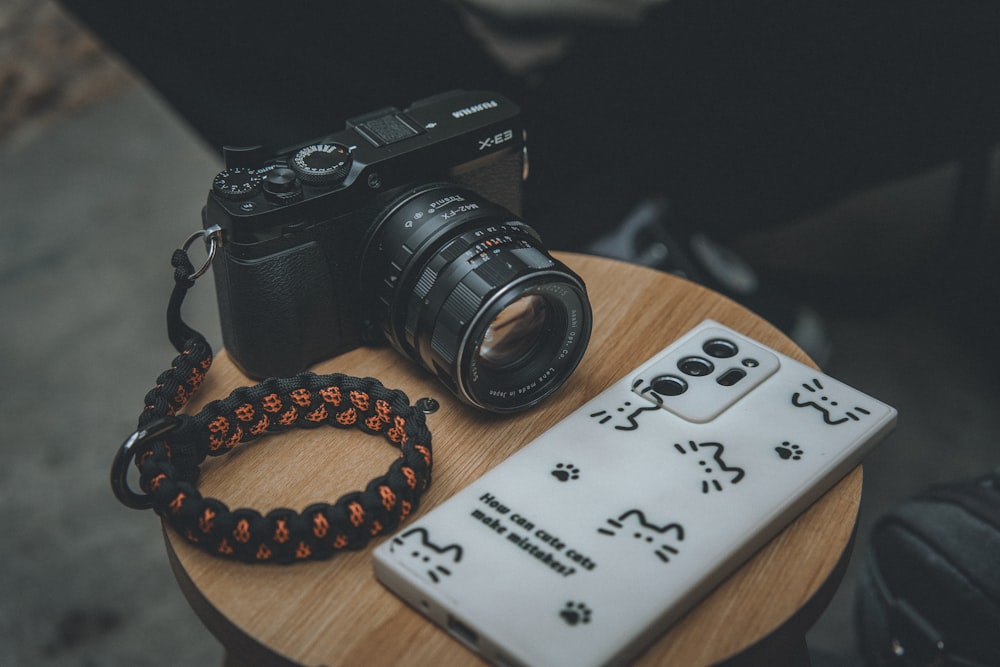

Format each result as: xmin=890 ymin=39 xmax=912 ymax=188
xmin=478 ymin=295 xmax=551 ymax=368
xmin=363 ymin=184 xmax=592 ymax=413
xmin=651 ymin=375 xmax=688 ymax=396
xmin=678 ymin=356 xmax=714 ymax=377
xmin=703 ymin=338 xmax=739 ymax=359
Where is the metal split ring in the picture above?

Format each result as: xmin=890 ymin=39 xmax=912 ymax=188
xmin=111 ymin=416 xmax=182 ymax=510
xmin=181 ymin=225 xmax=223 ymax=280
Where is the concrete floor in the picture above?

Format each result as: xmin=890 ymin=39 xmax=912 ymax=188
xmin=2 ymin=84 xmax=997 ymax=666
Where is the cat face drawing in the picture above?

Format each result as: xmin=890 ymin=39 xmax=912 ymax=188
xmin=791 ymin=378 xmax=871 ymax=425
xmin=598 ymin=509 xmax=685 ymax=563
xmin=389 ymin=527 xmax=464 ymax=583
xmin=673 ymin=440 xmax=746 ymax=494
xmin=589 ymin=380 xmax=663 ymax=431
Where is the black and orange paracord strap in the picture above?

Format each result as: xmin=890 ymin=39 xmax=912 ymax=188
xmin=111 ymin=239 xmax=433 ymax=564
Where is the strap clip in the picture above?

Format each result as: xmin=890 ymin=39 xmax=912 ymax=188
xmin=111 ymin=416 xmax=182 ymax=509
xmin=181 ymin=225 xmax=222 ymax=281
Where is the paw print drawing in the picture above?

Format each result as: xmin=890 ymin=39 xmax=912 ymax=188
xmin=673 ymin=440 xmax=746 ymax=494
xmin=559 ymin=601 xmax=592 ymax=626
xmin=389 ymin=527 xmax=463 ymax=583
xmin=792 ymin=379 xmax=872 ymax=425
xmin=598 ymin=509 xmax=685 ymax=563
xmin=551 ymin=463 xmax=580 ymax=482
xmin=775 ymin=441 xmax=803 ymax=461
xmin=588 ymin=380 xmax=662 ymax=431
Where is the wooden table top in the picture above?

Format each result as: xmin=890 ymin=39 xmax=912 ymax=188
xmin=164 ymin=252 xmax=861 ymax=666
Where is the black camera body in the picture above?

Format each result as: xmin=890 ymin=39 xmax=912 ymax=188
xmin=204 ymin=90 xmax=592 ymax=413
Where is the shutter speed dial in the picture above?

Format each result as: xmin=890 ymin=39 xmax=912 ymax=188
xmin=291 ymin=143 xmax=352 ymax=185
xmin=212 ymin=167 xmax=261 ymax=200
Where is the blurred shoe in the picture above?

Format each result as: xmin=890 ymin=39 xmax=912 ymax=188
xmin=586 ymin=197 xmax=832 ymax=365
xmin=855 ymin=469 xmax=1000 ymax=667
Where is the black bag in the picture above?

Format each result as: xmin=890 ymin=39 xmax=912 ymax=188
xmin=856 ymin=469 xmax=1000 ymax=666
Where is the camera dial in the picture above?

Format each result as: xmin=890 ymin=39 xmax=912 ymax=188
xmin=212 ymin=167 xmax=261 ymax=200
xmin=291 ymin=143 xmax=352 ymax=184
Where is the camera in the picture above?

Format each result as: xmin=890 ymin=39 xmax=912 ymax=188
xmin=203 ymin=90 xmax=593 ymax=413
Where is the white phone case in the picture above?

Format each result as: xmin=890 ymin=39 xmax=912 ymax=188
xmin=373 ymin=320 xmax=897 ymax=667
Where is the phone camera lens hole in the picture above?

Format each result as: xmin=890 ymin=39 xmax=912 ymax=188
xmin=678 ymin=356 xmax=714 ymax=377
xmin=717 ymin=368 xmax=747 ymax=387
xmin=651 ymin=375 xmax=688 ymax=396
xmin=703 ymin=338 xmax=739 ymax=358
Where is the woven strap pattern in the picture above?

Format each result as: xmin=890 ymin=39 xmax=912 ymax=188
xmin=124 ymin=248 xmax=433 ymax=564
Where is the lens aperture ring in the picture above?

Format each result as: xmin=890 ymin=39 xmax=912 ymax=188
xmin=393 ymin=223 xmax=544 ymax=353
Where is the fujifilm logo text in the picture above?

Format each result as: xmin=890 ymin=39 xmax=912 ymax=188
xmin=452 ymin=100 xmax=499 ymax=118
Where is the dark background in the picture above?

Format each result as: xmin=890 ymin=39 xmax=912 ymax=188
xmin=1 ymin=1 xmax=997 ymax=665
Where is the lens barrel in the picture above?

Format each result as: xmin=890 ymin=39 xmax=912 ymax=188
xmin=363 ymin=184 xmax=592 ymax=412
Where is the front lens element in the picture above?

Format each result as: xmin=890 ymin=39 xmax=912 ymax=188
xmin=478 ymin=295 xmax=550 ymax=368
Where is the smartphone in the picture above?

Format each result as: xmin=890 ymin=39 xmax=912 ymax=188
xmin=374 ymin=320 xmax=897 ymax=667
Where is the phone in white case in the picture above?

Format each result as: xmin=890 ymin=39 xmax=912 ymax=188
xmin=373 ymin=319 xmax=897 ymax=667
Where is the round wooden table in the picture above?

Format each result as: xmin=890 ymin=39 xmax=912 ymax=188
xmin=165 ymin=252 xmax=861 ymax=666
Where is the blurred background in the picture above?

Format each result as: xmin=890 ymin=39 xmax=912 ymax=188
xmin=1 ymin=1 xmax=997 ymax=665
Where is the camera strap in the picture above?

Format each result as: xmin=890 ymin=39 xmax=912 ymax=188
xmin=110 ymin=230 xmax=433 ymax=564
